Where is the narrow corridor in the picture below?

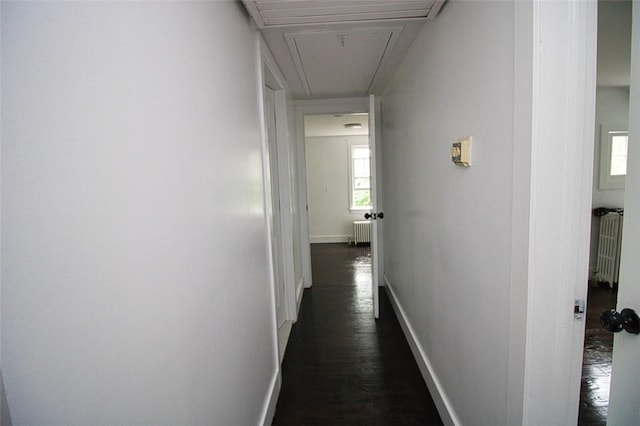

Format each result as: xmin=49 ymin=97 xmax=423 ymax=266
xmin=272 ymin=243 xmax=442 ymax=425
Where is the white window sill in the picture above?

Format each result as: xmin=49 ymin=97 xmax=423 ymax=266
xmin=349 ymin=207 xmax=372 ymax=213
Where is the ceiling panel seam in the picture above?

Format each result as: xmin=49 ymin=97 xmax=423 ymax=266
xmin=366 ymin=32 xmax=397 ymax=94
xmin=286 ymin=36 xmax=314 ymax=97
xmin=284 ymin=27 xmax=403 ymax=98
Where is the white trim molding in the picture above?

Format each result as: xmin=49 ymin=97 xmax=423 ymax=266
xmin=384 ymin=276 xmax=459 ymax=426
xmin=260 ymin=371 xmax=281 ymax=426
xmin=295 ymin=277 xmax=304 ymax=318
xmin=260 ymin=36 xmax=298 ymax=323
xmin=309 ymin=235 xmax=352 ymax=244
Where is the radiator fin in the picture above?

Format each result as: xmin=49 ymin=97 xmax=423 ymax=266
xmin=596 ymin=212 xmax=624 ymax=288
xmin=353 ymin=220 xmax=371 ymax=245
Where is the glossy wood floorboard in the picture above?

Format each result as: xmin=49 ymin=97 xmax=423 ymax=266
xmin=272 ymin=243 xmax=443 ymax=425
xmin=578 ymin=284 xmax=617 ymax=425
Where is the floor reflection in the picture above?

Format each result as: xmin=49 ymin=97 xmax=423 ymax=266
xmin=274 ymin=243 xmax=442 ymax=424
xmin=306 ymin=244 xmax=614 ymax=425
xmin=578 ymin=284 xmax=617 ymax=426
xmin=352 ymin=246 xmax=371 ymax=301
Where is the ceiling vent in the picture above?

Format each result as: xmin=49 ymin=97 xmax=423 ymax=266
xmin=242 ymin=0 xmax=446 ymax=28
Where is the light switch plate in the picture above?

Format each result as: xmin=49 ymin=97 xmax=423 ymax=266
xmin=451 ymin=136 xmax=472 ymax=167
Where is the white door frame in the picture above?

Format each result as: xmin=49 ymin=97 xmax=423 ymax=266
xmin=369 ymin=94 xmax=382 ymax=319
xmin=293 ymin=97 xmax=370 ymax=292
xmin=257 ymin=36 xmax=297 ymax=362
xmin=263 ymin=86 xmax=285 ymax=330
xmin=508 ymin=1 xmax=598 ymax=424
xmin=371 ymin=95 xmax=385 ymax=291
xmin=607 ymin=3 xmax=639 ymax=422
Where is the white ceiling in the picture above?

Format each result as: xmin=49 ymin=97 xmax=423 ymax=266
xmin=242 ymin=0 xmax=446 ymax=99
xmin=245 ymin=0 xmax=630 ymax=96
xmin=304 ymin=113 xmax=369 ymax=137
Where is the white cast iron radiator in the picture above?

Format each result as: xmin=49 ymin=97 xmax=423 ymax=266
xmin=596 ymin=212 xmax=624 ymax=288
xmin=353 ymin=220 xmax=371 ymax=245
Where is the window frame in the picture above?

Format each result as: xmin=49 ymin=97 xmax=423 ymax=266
xmin=348 ymin=143 xmax=373 ymax=211
xmin=598 ymin=124 xmax=628 ymax=190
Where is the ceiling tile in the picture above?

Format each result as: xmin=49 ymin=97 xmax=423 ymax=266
xmin=242 ymin=0 xmax=447 ymax=98
xmin=286 ymin=28 xmax=401 ymax=97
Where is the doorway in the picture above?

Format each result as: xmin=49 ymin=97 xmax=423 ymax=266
xmin=294 ymin=96 xmax=383 ymax=314
xmin=579 ymin=1 xmax=632 ymax=424
xmin=303 ymin=112 xmax=371 ymax=245
xmin=260 ymin=54 xmax=297 ymax=363
xmin=302 ymin=112 xmax=375 ymax=309
xmin=296 ymin=95 xmax=383 ymax=318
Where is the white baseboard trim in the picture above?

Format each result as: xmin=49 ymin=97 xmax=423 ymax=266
xmin=278 ymin=320 xmax=293 ymax=363
xmin=260 ymin=369 xmax=281 ymax=426
xmin=295 ymin=278 xmax=304 ymax=319
xmin=309 ymin=235 xmax=350 ymax=244
xmin=384 ymin=276 xmax=460 ymax=426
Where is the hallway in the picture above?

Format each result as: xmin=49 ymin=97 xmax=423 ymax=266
xmin=272 ymin=244 xmax=442 ymax=425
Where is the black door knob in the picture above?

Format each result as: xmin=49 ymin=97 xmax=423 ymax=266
xmin=600 ymin=308 xmax=640 ymax=334
xmin=364 ymin=212 xmax=383 ymax=220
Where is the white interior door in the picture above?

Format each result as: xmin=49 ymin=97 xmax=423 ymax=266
xmin=607 ymin=5 xmax=640 ymax=423
xmin=264 ymin=86 xmax=286 ymax=331
xmin=369 ymin=94 xmax=381 ymax=319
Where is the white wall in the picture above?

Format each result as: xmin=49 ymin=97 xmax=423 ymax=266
xmin=1 ymin=2 xmax=277 ymax=424
xmin=597 ymin=0 xmax=632 ymax=87
xmin=382 ymin=1 xmax=597 ymax=424
xmin=381 ymin=2 xmax=515 ymax=424
xmin=306 ymin=135 xmax=369 ymax=243
xmin=593 ymin=87 xmax=630 ymax=209
xmin=589 ymin=87 xmax=629 ymax=269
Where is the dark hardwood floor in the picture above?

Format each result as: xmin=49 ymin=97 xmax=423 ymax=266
xmin=272 ymin=243 xmax=442 ymax=425
xmin=578 ymin=283 xmax=618 ymax=426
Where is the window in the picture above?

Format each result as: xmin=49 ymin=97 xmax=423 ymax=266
xmin=349 ymin=145 xmax=372 ymax=210
xmin=599 ymin=125 xmax=628 ymax=190
xmin=610 ymin=133 xmax=628 ymax=176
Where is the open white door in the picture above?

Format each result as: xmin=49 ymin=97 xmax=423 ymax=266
xmin=264 ymin=86 xmax=287 ymax=333
xmin=369 ymin=95 xmax=382 ymax=319
xmin=607 ymin=5 xmax=640 ymax=423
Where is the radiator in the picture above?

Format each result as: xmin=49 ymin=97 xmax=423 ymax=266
xmin=596 ymin=212 xmax=624 ymax=288
xmin=353 ymin=220 xmax=371 ymax=245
